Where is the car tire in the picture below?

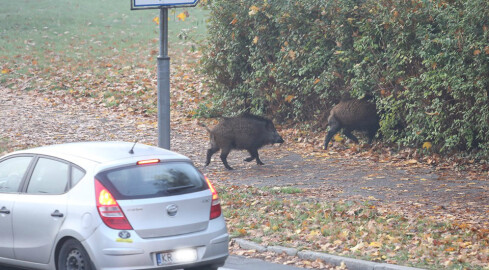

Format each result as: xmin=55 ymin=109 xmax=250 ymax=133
xmin=57 ymin=239 xmax=94 ymax=270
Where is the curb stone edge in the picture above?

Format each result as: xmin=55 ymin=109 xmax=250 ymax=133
xmin=232 ymin=238 xmax=425 ymax=270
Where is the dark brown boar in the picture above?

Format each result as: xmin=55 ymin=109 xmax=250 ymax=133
xmin=324 ymin=99 xmax=380 ymax=149
xmin=201 ymin=113 xmax=284 ymax=170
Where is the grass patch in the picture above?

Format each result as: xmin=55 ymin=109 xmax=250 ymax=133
xmin=1 ymin=0 xmax=209 ymax=113
xmin=0 ymin=0 xmax=208 ymax=58
xmin=1 ymin=0 xmax=209 ymax=83
xmin=265 ymin=186 xmax=303 ymax=195
xmin=217 ymin=184 xmax=489 ymax=270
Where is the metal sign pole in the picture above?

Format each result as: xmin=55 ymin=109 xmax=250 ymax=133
xmin=131 ymin=0 xmax=199 ymax=149
xmin=157 ymin=7 xmax=171 ymax=149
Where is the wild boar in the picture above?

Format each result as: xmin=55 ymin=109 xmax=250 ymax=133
xmin=324 ymin=99 xmax=379 ymax=149
xmin=201 ymin=113 xmax=284 ymax=170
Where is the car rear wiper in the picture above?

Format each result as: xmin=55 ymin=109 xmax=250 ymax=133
xmin=166 ymin=184 xmax=195 ymax=193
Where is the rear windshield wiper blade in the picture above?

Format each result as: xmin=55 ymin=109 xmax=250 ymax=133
xmin=166 ymin=184 xmax=195 ymax=193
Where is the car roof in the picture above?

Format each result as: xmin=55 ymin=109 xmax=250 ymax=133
xmin=12 ymin=141 xmax=189 ymax=164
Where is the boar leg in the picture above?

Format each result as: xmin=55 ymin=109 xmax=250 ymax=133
xmin=255 ymin=155 xmax=264 ymax=165
xmin=366 ymin=127 xmax=377 ymax=144
xmin=220 ymin=147 xmax=234 ymax=170
xmin=324 ymin=125 xmax=341 ymax=150
xmin=343 ymin=128 xmax=359 ymax=144
xmin=205 ymin=147 xmax=219 ymax=166
xmin=244 ymin=149 xmax=257 ymax=163
xmin=251 ymin=149 xmax=264 ymax=165
xmin=244 ymin=155 xmax=255 ymax=162
xmin=244 ymin=149 xmax=263 ymax=165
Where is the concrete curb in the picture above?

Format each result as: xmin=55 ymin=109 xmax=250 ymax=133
xmin=233 ymin=238 xmax=424 ymax=270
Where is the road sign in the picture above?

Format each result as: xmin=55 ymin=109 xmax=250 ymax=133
xmin=131 ymin=0 xmax=199 ymax=9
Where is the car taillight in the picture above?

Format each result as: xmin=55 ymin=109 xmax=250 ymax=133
xmin=95 ymin=179 xmax=133 ymax=230
xmin=205 ymin=176 xmax=221 ymax=219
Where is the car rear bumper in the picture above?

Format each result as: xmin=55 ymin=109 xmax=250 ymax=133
xmin=83 ymin=217 xmax=229 ymax=270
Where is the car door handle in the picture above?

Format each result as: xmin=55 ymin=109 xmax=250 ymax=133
xmin=0 ymin=207 xmax=10 ymax=214
xmin=51 ymin=210 xmax=64 ymax=218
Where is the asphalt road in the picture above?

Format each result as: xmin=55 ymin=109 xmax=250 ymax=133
xmin=223 ymin=255 xmax=305 ymax=270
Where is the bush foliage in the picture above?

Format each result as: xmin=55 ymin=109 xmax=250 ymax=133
xmin=200 ymin=0 xmax=489 ymax=158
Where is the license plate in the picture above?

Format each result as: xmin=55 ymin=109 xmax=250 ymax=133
xmin=156 ymin=248 xmax=198 ymax=266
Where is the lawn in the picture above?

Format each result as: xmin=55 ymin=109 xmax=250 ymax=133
xmin=1 ymin=0 xmax=208 ymax=75
xmin=1 ymin=0 xmax=209 ymax=114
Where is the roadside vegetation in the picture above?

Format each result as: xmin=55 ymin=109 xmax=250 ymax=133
xmin=199 ymin=0 xmax=489 ymax=160
xmin=1 ymin=1 xmax=489 ymax=269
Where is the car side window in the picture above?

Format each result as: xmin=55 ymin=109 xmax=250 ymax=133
xmin=0 ymin=156 xmax=32 ymax=193
xmin=71 ymin=166 xmax=85 ymax=187
xmin=27 ymin=158 xmax=69 ymax=195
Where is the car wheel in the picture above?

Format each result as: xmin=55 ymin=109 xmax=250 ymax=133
xmin=57 ymin=239 xmax=93 ymax=270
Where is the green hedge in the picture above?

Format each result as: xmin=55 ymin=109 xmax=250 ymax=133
xmin=199 ymin=0 xmax=489 ymax=158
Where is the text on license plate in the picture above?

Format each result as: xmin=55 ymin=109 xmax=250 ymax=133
xmin=156 ymin=248 xmax=198 ymax=265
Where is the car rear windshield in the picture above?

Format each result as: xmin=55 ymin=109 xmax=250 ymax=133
xmin=96 ymin=161 xmax=207 ymax=199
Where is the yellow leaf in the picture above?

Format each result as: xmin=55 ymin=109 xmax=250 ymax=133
xmin=153 ymin=16 xmax=159 ymax=25
xmin=230 ymin=18 xmax=238 ymax=25
xmin=1 ymin=68 xmax=9 ymax=74
xmin=334 ymin=133 xmax=343 ymax=142
xmin=473 ymin=49 xmax=481 ymax=56
xmin=284 ymin=95 xmax=295 ymax=103
xmin=253 ymin=36 xmax=259 ymax=44
xmin=249 ymin=5 xmax=259 ymax=16
xmin=309 ymin=230 xmax=321 ymax=236
xmin=369 ymin=241 xmax=382 ymax=248
xmin=422 ymin=142 xmax=432 ymax=150
xmin=177 ymin=12 xmax=187 ymax=21
xmin=314 ymin=78 xmax=320 ymax=84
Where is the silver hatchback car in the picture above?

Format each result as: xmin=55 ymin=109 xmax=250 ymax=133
xmin=0 ymin=141 xmax=229 ymax=270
